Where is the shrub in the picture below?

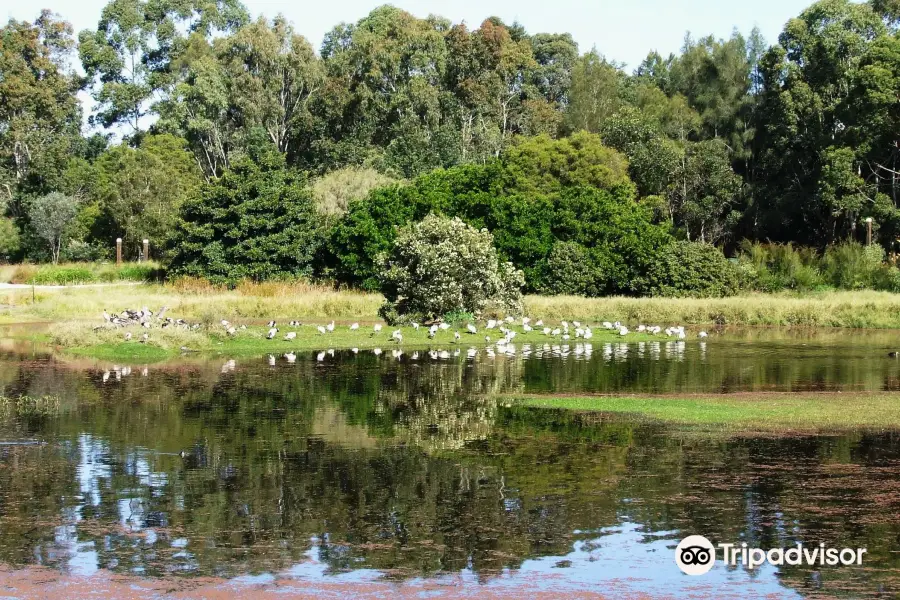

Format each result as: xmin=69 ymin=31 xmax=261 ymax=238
xmin=736 ymin=241 xmax=824 ymax=291
xmin=823 ymin=242 xmax=883 ymax=289
xmin=0 ymin=218 xmax=20 ymax=261
xmin=875 ymin=265 xmax=900 ymax=292
xmin=541 ymin=242 xmax=603 ymax=296
xmin=61 ymin=240 xmax=108 ymax=263
xmin=311 ymin=166 xmax=399 ymax=217
xmin=169 ymin=151 xmax=324 ymax=285
xmin=378 ymin=214 xmax=524 ymax=323
xmin=640 ymin=241 xmax=739 ymax=297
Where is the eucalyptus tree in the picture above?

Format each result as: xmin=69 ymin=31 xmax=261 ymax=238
xmin=155 ymin=15 xmax=323 ymax=179
xmin=753 ymin=0 xmax=889 ymax=243
xmin=78 ymin=0 xmax=249 ymax=134
xmin=0 ymin=11 xmax=81 ymax=211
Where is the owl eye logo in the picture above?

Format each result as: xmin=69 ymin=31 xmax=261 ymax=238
xmin=675 ymin=535 xmax=716 ymax=575
xmin=680 ymin=546 xmax=712 ymax=566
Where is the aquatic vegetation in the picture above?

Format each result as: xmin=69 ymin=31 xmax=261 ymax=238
xmin=512 ymin=392 xmax=900 ymax=432
xmin=0 ymin=394 xmax=60 ymax=417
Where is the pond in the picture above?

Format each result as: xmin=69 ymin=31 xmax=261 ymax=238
xmin=0 ymin=329 xmax=899 ymax=597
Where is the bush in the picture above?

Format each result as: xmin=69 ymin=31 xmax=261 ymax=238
xmin=541 ymin=242 xmax=603 ymax=296
xmin=640 ymin=241 xmax=739 ymax=297
xmin=311 ymin=166 xmax=399 ymax=217
xmin=875 ymin=265 xmax=900 ymax=292
xmin=169 ymin=151 xmax=324 ymax=285
xmin=823 ymin=242 xmax=883 ymax=290
xmin=736 ymin=241 xmax=824 ymax=292
xmin=61 ymin=240 xmax=108 ymax=263
xmin=378 ymin=214 xmax=524 ymax=323
xmin=0 ymin=218 xmax=20 ymax=261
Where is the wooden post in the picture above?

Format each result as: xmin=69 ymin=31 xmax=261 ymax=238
xmin=143 ymin=239 xmax=149 ymax=262
xmin=116 ymin=238 xmax=122 ymax=266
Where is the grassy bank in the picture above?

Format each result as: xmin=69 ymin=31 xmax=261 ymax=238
xmin=0 ymin=262 xmax=164 ymax=285
xmin=525 ymin=289 xmax=900 ymax=329
xmin=5 ymin=284 xmax=900 ymax=329
xmin=50 ymin=320 xmax=657 ymax=362
xmin=0 ymin=280 xmax=384 ymax=323
xmin=512 ymin=393 xmax=900 ymax=432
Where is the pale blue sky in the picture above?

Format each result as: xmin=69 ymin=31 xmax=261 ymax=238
xmin=9 ymin=0 xmax=816 ymax=68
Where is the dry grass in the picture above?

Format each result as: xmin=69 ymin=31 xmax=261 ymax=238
xmin=5 ymin=285 xmax=900 ymax=329
xmin=2 ymin=281 xmax=384 ymax=323
xmin=524 ymin=290 xmax=900 ymax=329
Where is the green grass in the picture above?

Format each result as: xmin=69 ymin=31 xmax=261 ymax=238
xmin=2 ymin=262 xmax=164 ymax=285
xmin=48 ymin=321 xmax=656 ymax=362
xmin=67 ymin=343 xmax=171 ymax=362
xmin=512 ymin=393 xmax=900 ymax=432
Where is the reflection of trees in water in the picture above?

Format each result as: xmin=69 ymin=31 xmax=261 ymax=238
xmin=1 ymin=356 xmax=900 ymax=594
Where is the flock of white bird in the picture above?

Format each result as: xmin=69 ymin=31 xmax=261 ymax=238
xmin=105 ymin=309 xmax=709 ymax=356
xmin=260 ymin=315 xmax=707 ymax=350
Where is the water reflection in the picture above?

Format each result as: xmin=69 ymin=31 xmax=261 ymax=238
xmin=0 ymin=333 xmax=899 ymax=596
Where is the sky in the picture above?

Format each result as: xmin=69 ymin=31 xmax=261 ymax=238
xmin=9 ymin=0 xmax=816 ymax=68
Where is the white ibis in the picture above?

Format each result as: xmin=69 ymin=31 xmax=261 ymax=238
xmin=350 ymin=322 xmax=359 ymax=330
xmin=316 ymin=325 xmax=326 ymax=335
xmin=467 ymin=323 xmax=477 ymax=334
xmin=267 ymin=328 xmax=278 ymax=339
xmin=284 ymin=331 xmax=296 ymax=341
xmin=326 ymin=321 xmax=335 ymax=332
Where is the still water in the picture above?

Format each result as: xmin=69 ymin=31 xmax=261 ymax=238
xmin=1 ymin=329 xmax=899 ymax=597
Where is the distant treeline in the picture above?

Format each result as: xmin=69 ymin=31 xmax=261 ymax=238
xmin=2 ymin=0 xmax=900 ymax=293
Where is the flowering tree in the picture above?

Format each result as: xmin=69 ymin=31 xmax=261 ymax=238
xmin=378 ymin=214 xmax=524 ymax=322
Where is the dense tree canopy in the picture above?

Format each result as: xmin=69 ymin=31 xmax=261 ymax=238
xmin=3 ymin=0 xmax=900 ymax=296
xmin=168 ymin=151 xmax=322 ymax=284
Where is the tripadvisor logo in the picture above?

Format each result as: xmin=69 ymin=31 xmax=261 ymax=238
xmin=675 ymin=535 xmax=868 ymax=576
xmin=675 ymin=535 xmax=716 ymax=575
